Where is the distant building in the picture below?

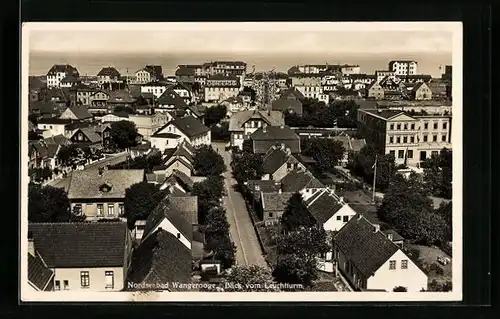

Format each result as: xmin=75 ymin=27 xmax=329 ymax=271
xmin=340 ymin=64 xmax=361 ymax=75
xmin=134 ymin=65 xmax=164 ymax=84
xmin=97 ymin=67 xmax=123 ymax=90
xmin=204 ymin=74 xmax=240 ymax=102
xmin=388 ymin=60 xmax=418 ymax=76
xmin=46 ymin=64 xmax=79 ymax=88
xmin=152 ymin=116 xmax=211 ymax=148
xmin=375 ymin=70 xmax=395 ymax=83
xmin=228 ymin=110 xmax=285 ymax=150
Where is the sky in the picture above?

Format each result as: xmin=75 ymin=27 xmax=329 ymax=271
xmin=26 ymin=22 xmax=454 ymax=55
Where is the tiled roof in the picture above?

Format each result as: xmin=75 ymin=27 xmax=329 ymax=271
xmin=246 ymin=180 xmax=281 ymax=201
xmin=382 ymin=229 xmax=404 ymax=242
xmin=175 ymin=67 xmax=195 ymax=76
xmin=47 ymin=64 xmax=78 ymax=76
xmin=228 ymin=110 xmax=285 ymax=132
xmin=334 ymin=215 xmax=400 ymax=277
xmin=141 ymin=197 xmax=193 ymax=242
xmin=281 ymin=169 xmax=324 ymax=193
xmin=261 ymin=192 xmax=294 ymax=212
xmin=306 ymin=190 xmax=344 ymax=224
xmin=60 ymin=74 xmax=80 ymax=83
xmin=168 ymin=195 xmax=198 ymax=225
xmin=167 ymin=169 xmax=194 ymax=191
xmin=144 ymin=65 xmax=163 ymax=77
xmin=70 ymin=127 xmax=102 ymax=144
xmin=280 ymin=87 xmax=305 ymax=100
xmin=127 ymin=229 xmax=192 ymax=288
xmin=165 ymin=156 xmax=194 ymax=172
xmin=67 ymin=169 xmax=144 ymax=199
xmin=157 ymin=89 xmax=187 ymax=107
xmin=107 ymin=90 xmax=137 ymax=104
xmin=250 ymin=125 xmax=299 ymax=141
xmin=261 ymin=147 xmax=298 ymax=174
xmin=28 ymin=253 xmax=54 ymax=291
xmin=97 ymin=67 xmax=121 ymax=78
xmin=43 ymin=134 xmax=70 ymax=146
xmin=167 ymin=116 xmax=210 ymax=138
xmin=28 ymin=221 xmax=129 ymax=268
xmin=66 ymin=106 xmax=92 ymax=120
xmin=37 ymin=117 xmax=72 ymax=125
xmin=360 ymin=109 xmax=405 ymax=120
xmin=272 ymin=98 xmax=303 ymax=115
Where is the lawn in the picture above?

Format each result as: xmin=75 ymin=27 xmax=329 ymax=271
xmin=406 ymin=244 xmax=452 ymax=285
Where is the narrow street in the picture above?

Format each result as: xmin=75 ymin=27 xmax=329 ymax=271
xmin=214 ymin=142 xmax=268 ymax=269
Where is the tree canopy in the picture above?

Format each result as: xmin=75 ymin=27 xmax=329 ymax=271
xmin=210 ymin=122 xmax=230 ymax=142
xmin=109 ymin=152 xmax=162 ymax=173
xmin=422 ymin=148 xmax=452 ymax=199
xmin=57 ymin=144 xmax=80 ymax=166
xmin=231 ymin=152 xmax=264 ymax=185
xmin=284 ymin=100 xmax=360 ymax=128
xmin=124 ymin=181 xmax=167 ymax=229
xmin=110 ymin=120 xmax=139 ymax=150
xmin=192 ymin=176 xmax=225 ymax=224
xmin=202 ymin=206 xmax=235 ymax=269
xmin=280 ymin=192 xmax=316 ymax=231
xmin=193 ymin=145 xmax=227 ymax=176
xmin=28 ymin=183 xmax=71 ymax=222
xmin=204 ymin=104 xmax=227 ymax=126
xmin=301 ymin=138 xmax=345 ymax=172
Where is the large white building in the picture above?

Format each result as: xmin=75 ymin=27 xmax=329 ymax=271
xmin=388 ymin=60 xmax=418 ymax=76
xmin=357 ymin=108 xmax=452 ymax=166
xmin=204 ymin=75 xmax=241 ymax=102
xmin=46 ymin=64 xmax=79 ymax=88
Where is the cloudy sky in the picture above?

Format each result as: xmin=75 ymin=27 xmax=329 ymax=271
xmin=26 ymin=22 xmax=455 ymax=55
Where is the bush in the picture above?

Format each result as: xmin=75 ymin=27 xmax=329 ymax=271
xmin=428 ymin=263 xmax=444 ymax=276
xmin=428 ymin=279 xmax=452 ymax=292
xmin=393 ymin=286 xmax=407 ymax=292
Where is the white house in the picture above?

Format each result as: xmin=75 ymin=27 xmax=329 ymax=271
xmin=37 ymin=118 xmax=72 ymax=138
xmin=140 ymin=197 xmax=193 ymax=250
xmin=46 ymin=64 xmax=79 ymax=88
xmin=150 ymin=132 xmax=181 ymax=152
xmin=141 ymin=82 xmax=170 ymax=99
xmin=333 ymin=215 xmax=428 ymax=292
xmin=152 ymin=116 xmax=210 ymax=147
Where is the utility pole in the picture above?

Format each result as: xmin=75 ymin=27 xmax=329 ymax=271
xmin=372 ymin=154 xmax=378 ymax=203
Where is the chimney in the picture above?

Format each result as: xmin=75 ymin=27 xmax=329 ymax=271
xmin=357 ymin=214 xmax=363 ymax=221
xmin=263 ymin=127 xmax=267 ymax=133
xmin=280 ymin=143 xmax=285 ymax=150
xmin=388 ymin=233 xmax=394 ymax=241
xmin=339 ymin=196 xmax=344 ymax=204
xmin=374 ymin=224 xmax=380 ymax=233
xmin=285 ymin=148 xmax=291 ymax=155
xmin=28 ymin=231 xmax=35 ymax=256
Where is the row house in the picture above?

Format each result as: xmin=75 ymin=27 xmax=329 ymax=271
xmin=228 ymin=110 xmax=285 ymax=150
xmin=204 ymin=74 xmax=241 ymax=102
xmin=340 ymin=64 xmax=361 ymax=75
xmin=375 ymin=70 xmax=395 ymax=83
xmin=175 ymin=66 xmax=196 ymax=84
xmin=206 ymin=61 xmax=247 ymax=85
xmin=69 ymin=83 xmax=96 ymax=106
xmin=46 ymin=64 xmax=79 ymax=88
xmin=141 ymin=82 xmax=171 ymax=99
xmin=357 ymin=109 xmax=452 ymax=166
xmin=88 ymin=90 xmax=111 ymax=112
xmin=27 ymin=221 xmax=133 ymax=292
xmin=152 ymin=140 xmax=196 ymax=178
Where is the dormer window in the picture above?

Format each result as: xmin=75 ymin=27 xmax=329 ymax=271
xmin=99 ymin=182 xmax=113 ymax=192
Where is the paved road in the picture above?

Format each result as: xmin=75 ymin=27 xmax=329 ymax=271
xmin=214 ymin=142 xmax=268 ymax=269
xmin=47 ymin=151 xmax=128 ymax=189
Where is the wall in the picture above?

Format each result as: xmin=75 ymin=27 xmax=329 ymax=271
xmin=204 ymin=87 xmax=239 ymax=102
xmin=230 ymin=132 xmax=245 ymax=149
xmin=145 ymin=219 xmax=192 ymax=250
xmin=38 ymin=124 xmax=66 ymax=138
xmin=323 ymin=205 xmax=357 ymax=232
xmin=70 ymin=201 xmax=124 ymax=219
xmin=189 ymin=132 xmax=211 ymax=147
xmin=52 ymin=266 xmax=125 ymax=291
xmin=165 ymin=160 xmax=192 ymax=177
xmin=151 ymin=137 xmax=179 ymax=152
xmin=367 ymin=249 xmax=428 ymax=292
xmin=271 ymin=161 xmax=306 ymax=182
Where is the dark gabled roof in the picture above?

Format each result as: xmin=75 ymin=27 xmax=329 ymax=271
xmin=156 ymin=90 xmax=187 ymax=107
xmin=144 ymin=65 xmax=163 ymax=77
xmin=261 ymin=192 xmax=294 ymax=211
xmin=107 ymin=90 xmax=136 ymax=104
xmin=306 ymin=190 xmax=344 ymax=224
xmin=334 ymin=215 xmax=400 ymax=277
xmin=29 ymin=222 xmax=128 ymax=268
xmin=142 ymin=197 xmax=193 ymax=242
xmin=97 ymin=67 xmax=121 ymax=78
xmin=165 ymin=156 xmax=194 ymax=172
xmin=272 ymin=98 xmax=303 ymax=114
xmin=65 ymin=106 xmax=93 ymax=120
xmin=167 ymin=169 xmax=194 ymax=191
xmin=280 ymin=87 xmax=305 ymax=100
xmin=60 ymin=74 xmax=80 ymax=83
xmin=70 ymin=127 xmax=102 ymax=144
xmin=261 ymin=147 xmax=299 ymax=174
xmin=246 ymin=180 xmax=281 ymax=201
xmin=28 ymin=253 xmax=54 ymax=291
xmin=168 ymin=195 xmax=198 ymax=225
xmin=127 ymin=229 xmax=191 ymax=288
xmin=175 ymin=67 xmax=195 ymax=76
xmin=228 ymin=110 xmax=285 ymax=132
xmin=360 ymin=109 xmax=405 ymax=120
xmin=287 ymin=66 xmax=300 ymax=75
xmin=281 ymin=169 xmax=324 ymax=193
xmin=47 ymin=64 xmax=78 ymax=76
xmin=167 ymin=116 xmax=209 ymax=138
xmin=382 ymin=229 xmax=405 ymax=242
xmin=37 ymin=117 xmax=73 ymax=125
xmin=250 ymin=125 xmax=299 ymax=141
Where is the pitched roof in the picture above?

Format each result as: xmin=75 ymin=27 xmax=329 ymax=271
xmin=272 ymin=98 xmax=303 ymax=114
xmin=30 ymin=101 xmax=58 ymax=114
xmin=144 ymin=65 xmax=163 ymax=77
xmin=382 ymin=229 xmax=405 ymax=242
xmin=67 ymin=169 xmax=144 ymax=199
xmin=305 ymin=189 xmax=344 ymax=224
xmin=228 ymin=110 xmax=285 ymax=132
xmin=360 ymin=109 xmax=406 ymax=120
xmin=28 ymin=253 xmax=54 ymax=291
xmin=245 ymin=180 xmax=281 ymax=201
xmin=261 ymin=192 xmax=294 ymax=211
xmin=60 ymin=74 xmax=80 ymax=83
xmin=157 ymin=89 xmax=187 ymax=107
xmin=167 ymin=116 xmax=210 ymax=138
xmin=28 ymin=222 xmax=129 ymax=268
xmin=165 ymin=156 xmax=194 ymax=172
xmin=71 ymin=127 xmax=102 ymax=144
xmin=43 ymin=134 xmax=70 ymax=146
xmin=65 ymin=106 xmax=92 ymax=120
xmin=175 ymin=67 xmax=195 ymax=76
xmin=37 ymin=117 xmax=72 ymax=125
xmin=141 ymin=197 xmax=193 ymax=242
xmin=168 ymin=195 xmax=198 ymax=225
xmin=334 ymin=215 xmax=400 ymax=277
xmin=281 ymin=169 xmax=324 ymax=193
xmin=97 ymin=67 xmax=121 ymax=78
xmin=107 ymin=90 xmax=137 ymax=104
xmin=151 ymin=132 xmax=181 ymax=139
xmin=280 ymin=87 xmax=305 ymax=100
xmin=166 ymin=169 xmax=194 ymax=191
xmin=127 ymin=229 xmax=192 ymax=288
xmin=250 ymin=125 xmax=299 ymax=141
xmin=261 ymin=147 xmax=299 ymax=174
xmin=47 ymin=64 xmax=78 ymax=76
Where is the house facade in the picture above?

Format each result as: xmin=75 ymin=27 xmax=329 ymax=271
xmin=204 ymin=75 xmax=241 ymax=102
xmin=388 ymin=60 xmax=418 ymax=76
xmin=250 ymin=125 xmax=301 ymax=154
xmin=228 ymin=110 xmax=285 ymax=150
xmin=153 ymin=116 xmax=211 ymax=147
xmin=367 ymin=81 xmax=385 ymax=100
xmin=260 ymin=191 xmax=294 ymax=224
xmin=46 ymin=64 xmax=79 ymax=88
xmin=128 ymin=113 xmax=174 ymax=141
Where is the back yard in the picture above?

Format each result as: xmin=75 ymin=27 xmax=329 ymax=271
xmin=404 ymin=244 xmax=452 ymax=286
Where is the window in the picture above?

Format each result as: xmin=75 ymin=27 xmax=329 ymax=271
xmin=177 ymin=233 xmax=181 ymax=239
xmin=401 ymin=260 xmax=408 ymax=269
xmin=108 ymin=204 xmax=114 ymax=216
xmin=433 ymin=135 xmax=438 ymax=142
xmin=389 ymin=124 xmax=394 ymax=130
xmin=410 ymin=136 xmax=415 ymax=143
xmin=423 ymin=135 xmax=428 ymax=142
xmin=119 ymin=204 xmax=124 ymax=216
xmin=343 ymin=216 xmax=349 ymax=223
xmin=97 ymin=204 xmax=103 ymax=216
xmin=74 ymin=204 xmax=82 ymax=216
xmin=396 ymin=137 xmax=400 ymax=144
xmin=398 ymin=150 xmax=404 ymax=159
xmin=403 ymin=136 xmax=407 ymax=143
xmin=411 ymin=123 xmax=415 ymax=130
xmin=389 ymin=150 xmax=395 ymax=157
xmin=442 ymin=135 xmax=447 ymax=142
xmin=63 ymin=280 xmax=69 ymax=290
xmin=389 ymin=136 xmax=394 ymax=144
xmin=403 ymin=124 xmax=408 ymax=130
xmin=55 ymin=280 xmax=61 ymax=290
xmin=443 ymin=122 xmax=448 ymax=129
xmin=105 ymin=271 xmax=114 ymax=289
xmin=396 ymin=124 xmax=401 ymax=130
xmin=433 ymin=122 xmax=438 ymax=130
xmin=389 ymin=260 xmax=396 ymax=270
xmin=432 ymin=151 xmax=438 ymax=156
xmin=407 ymin=150 xmax=413 ymax=158
xmin=337 ymin=215 xmax=342 ymax=221
xmin=80 ymin=271 xmax=90 ymax=288
xmin=269 ymin=212 xmax=274 ymax=218
xmin=424 ymin=122 xmax=428 ymax=129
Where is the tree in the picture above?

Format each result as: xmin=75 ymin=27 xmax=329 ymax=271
xmin=124 ymin=181 xmax=167 ymax=229
xmin=193 ymin=145 xmax=226 ymax=176
xmin=378 ymin=174 xmax=445 ymax=245
xmin=231 ymin=152 xmax=263 ymax=185
xmin=422 ymin=148 xmax=452 ymax=199
xmin=280 ymin=192 xmax=316 ymax=231
xmin=436 ymin=202 xmax=452 ymax=242
xmin=348 ymin=145 xmax=396 ymax=192
xmin=225 ymin=265 xmax=279 ymax=292
xmin=28 ymin=131 xmax=42 ymax=141
xmin=58 ymin=144 xmax=79 ymax=166
xmin=110 ymin=120 xmax=139 ymax=150
xmin=28 ymin=114 xmax=39 ymax=126
xmin=204 ymin=206 xmax=230 ymax=241
xmin=210 ymin=122 xmax=230 ymax=141
xmin=273 ymin=227 xmax=330 ymax=287
xmin=241 ymin=139 xmax=253 ymax=153
xmin=204 ymin=104 xmax=227 ymax=126
xmin=110 ymin=152 xmax=163 ymax=173
xmin=301 ymin=138 xmax=345 ymax=172
xmin=28 ymin=183 xmax=71 ymax=222
xmin=192 ymin=176 xmax=225 ymax=224
xmin=113 ymin=105 xmax=135 ymax=114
